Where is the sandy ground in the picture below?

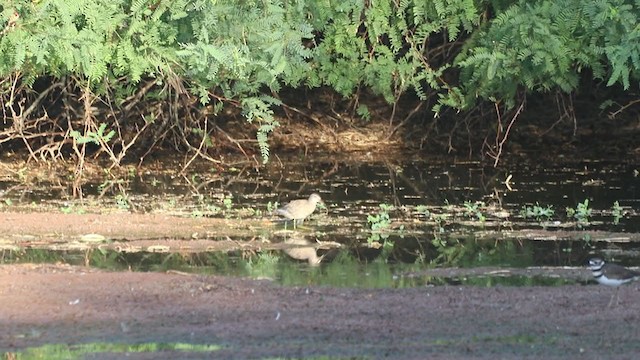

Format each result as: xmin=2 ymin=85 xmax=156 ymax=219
xmin=2 ymin=211 xmax=640 ymax=359
xmin=3 ymin=265 xmax=640 ymax=359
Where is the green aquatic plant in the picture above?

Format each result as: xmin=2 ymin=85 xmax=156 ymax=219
xmin=463 ymin=201 xmax=486 ymax=222
xmin=520 ymin=203 xmax=555 ymax=221
xmin=190 ymin=174 xmax=201 ymax=185
xmin=267 ymin=201 xmax=279 ymax=213
xmin=367 ymin=203 xmax=395 ymax=247
xmin=430 ymin=237 xmax=468 ymax=266
xmin=415 ymin=205 xmax=430 ymax=217
xmin=194 ymin=194 xmax=235 ymax=218
xmin=430 ymin=213 xmax=449 ymax=234
xmin=190 ymin=210 xmax=204 ymax=218
xmin=367 ymin=232 xmax=389 ymax=246
xmin=612 ymin=201 xmax=623 ymax=225
xmin=206 ymin=203 xmax=222 ymax=215
xmin=246 ymin=207 xmax=262 ymax=217
xmin=566 ymin=199 xmax=591 ymax=226
xmin=60 ymin=203 xmax=86 ymax=214
xmin=368 ymin=203 xmax=393 ymax=232
xmin=222 ymin=194 xmax=234 ymax=215
xmin=115 ymin=194 xmax=130 ymax=210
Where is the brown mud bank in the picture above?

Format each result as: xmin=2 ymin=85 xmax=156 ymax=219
xmin=0 ymin=211 xmax=268 ymax=244
xmin=2 ymin=263 xmax=640 ymax=359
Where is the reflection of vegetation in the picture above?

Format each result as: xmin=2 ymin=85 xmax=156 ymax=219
xmin=0 ymin=240 xmax=578 ymax=289
xmin=90 ymin=248 xmax=127 ymax=269
xmin=2 ymin=249 xmax=72 ymax=265
xmin=377 ymin=240 xmax=395 ymax=263
xmin=318 ymin=252 xmax=398 ymax=288
xmin=430 ymin=237 xmax=531 ymax=268
xmin=244 ymin=252 xmax=280 ymax=279
xmin=4 ymin=342 xmax=220 ymax=360
xmin=460 ymin=275 xmax=574 ymax=287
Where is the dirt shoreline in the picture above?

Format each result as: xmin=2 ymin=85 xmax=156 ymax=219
xmin=1 ymin=263 xmax=640 ymax=359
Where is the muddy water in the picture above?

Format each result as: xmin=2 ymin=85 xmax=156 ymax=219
xmin=1 ymin=158 xmax=639 ymax=287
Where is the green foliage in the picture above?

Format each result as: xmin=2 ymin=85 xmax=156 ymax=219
xmin=242 ymin=96 xmax=282 ymax=163
xmin=455 ymin=1 xmax=589 ymax=107
xmin=177 ymin=0 xmax=314 ymax=98
xmin=219 ymin=193 xmax=234 ymax=218
xmin=0 ymin=0 xmax=182 ymax=85
xmin=2 ymin=0 xmax=640 ymax=165
xmin=306 ymin=0 xmax=481 ymax=107
xmin=582 ymin=0 xmax=640 ymax=89
xmin=2 ymin=0 xmax=307 ymax=163
xmin=454 ymin=0 xmax=640 ymax=109
xmin=356 ymin=105 xmax=371 ymax=121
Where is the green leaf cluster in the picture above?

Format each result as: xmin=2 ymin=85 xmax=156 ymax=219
xmin=454 ymin=0 xmax=640 ymax=108
xmin=70 ymin=123 xmax=115 ymax=145
xmin=305 ymin=0 xmax=481 ymax=108
xmin=0 ymin=0 xmax=183 ymax=86
xmin=176 ymin=0 xmax=314 ymax=101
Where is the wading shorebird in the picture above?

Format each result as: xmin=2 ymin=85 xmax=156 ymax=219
xmin=588 ymin=257 xmax=640 ymax=307
xmin=275 ymin=193 xmax=323 ymax=229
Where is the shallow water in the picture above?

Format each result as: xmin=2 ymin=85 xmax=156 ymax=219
xmin=1 ymin=158 xmax=639 ymax=287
